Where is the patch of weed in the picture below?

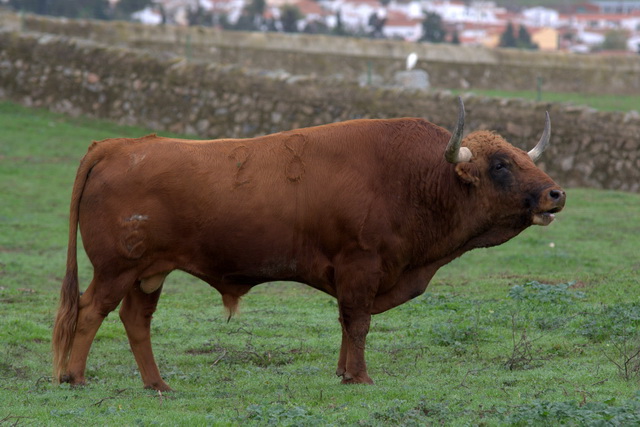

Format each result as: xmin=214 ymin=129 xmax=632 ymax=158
xmin=508 ymin=281 xmax=585 ymax=304
xmin=507 ymin=393 xmax=640 ymax=425
xmin=240 ymin=403 xmax=327 ymax=426
xmin=578 ymin=303 xmax=640 ymax=343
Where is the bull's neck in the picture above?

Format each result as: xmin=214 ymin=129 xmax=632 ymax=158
xmin=410 ymin=163 xmax=494 ymax=266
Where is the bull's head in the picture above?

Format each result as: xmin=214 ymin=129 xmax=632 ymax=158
xmin=444 ymin=97 xmax=566 ymax=228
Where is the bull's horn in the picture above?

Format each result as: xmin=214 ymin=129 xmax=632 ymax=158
xmin=528 ymin=111 xmax=551 ymax=162
xmin=444 ymin=97 xmax=472 ymax=164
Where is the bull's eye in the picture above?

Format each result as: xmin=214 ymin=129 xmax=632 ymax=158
xmin=489 ymin=157 xmax=514 ymax=190
xmin=494 ymin=162 xmax=506 ymax=171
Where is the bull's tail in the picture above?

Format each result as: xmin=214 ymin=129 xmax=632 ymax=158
xmin=52 ymin=145 xmax=101 ymax=383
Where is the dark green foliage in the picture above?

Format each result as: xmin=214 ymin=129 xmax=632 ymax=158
xmin=367 ymin=12 xmax=386 ymax=39
xmin=508 ymin=281 xmax=585 ymax=304
xmin=600 ymin=30 xmax=629 ymax=51
xmin=280 ymin=5 xmax=302 ymax=33
xmin=114 ymin=0 xmax=150 ymax=16
xmin=242 ymin=403 xmax=325 ymax=425
xmin=420 ymin=12 xmax=446 ymax=43
xmin=9 ymin=0 xmax=111 ymax=19
xmin=579 ymin=303 xmax=640 ymax=343
xmin=508 ymin=394 xmax=640 ymax=425
xmin=332 ymin=11 xmax=347 ymax=36
xmin=499 ymin=21 xmax=518 ymax=48
xmin=451 ymin=30 xmax=460 ymax=45
xmin=499 ymin=22 xmax=538 ymax=49
xmin=234 ymin=0 xmax=267 ymax=31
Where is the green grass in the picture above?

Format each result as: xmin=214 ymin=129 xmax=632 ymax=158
xmin=453 ymin=89 xmax=640 ymax=113
xmin=1 ymin=100 xmax=640 ymax=425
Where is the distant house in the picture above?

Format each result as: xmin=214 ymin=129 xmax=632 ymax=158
xmin=531 ymin=27 xmax=559 ymax=50
xmin=383 ymin=11 xmax=421 ymax=41
xmin=295 ymin=0 xmax=332 ymax=30
xmin=326 ymin=0 xmax=382 ymax=31
xmin=593 ymin=1 xmax=640 ymax=14
xmin=425 ymin=0 xmax=504 ymax=24
xmin=560 ymin=11 xmax=640 ymax=32
xmin=128 ymin=0 xmax=638 ymax=53
xmin=152 ymin=0 xmax=245 ymax=26
xmin=628 ymin=33 xmax=640 ymax=51
xmin=522 ymin=7 xmax=559 ymax=28
xmin=387 ymin=0 xmax=423 ymax=20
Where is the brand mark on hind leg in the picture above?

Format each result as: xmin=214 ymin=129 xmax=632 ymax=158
xmin=121 ymin=214 xmax=149 ymax=259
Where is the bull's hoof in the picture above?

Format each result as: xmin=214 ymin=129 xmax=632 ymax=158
xmin=144 ymin=381 xmax=172 ymax=392
xmin=340 ymin=373 xmax=374 ymax=385
xmin=60 ymin=374 xmax=86 ymax=387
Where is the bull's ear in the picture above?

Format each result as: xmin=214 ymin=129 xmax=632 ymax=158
xmin=455 ymin=163 xmax=480 ymax=185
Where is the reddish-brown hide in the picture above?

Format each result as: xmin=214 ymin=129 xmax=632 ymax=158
xmin=52 ymin=99 xmax=565 ymax=390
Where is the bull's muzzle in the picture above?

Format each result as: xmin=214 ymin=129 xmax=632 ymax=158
xmin=533 ymin=187 xmax=566 ymax=226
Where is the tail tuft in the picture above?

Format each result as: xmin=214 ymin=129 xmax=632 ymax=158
xmin=52 ymin=267 xmax=80 ymax=383
xmin=222 ymin=294 xmax=240 ymax=323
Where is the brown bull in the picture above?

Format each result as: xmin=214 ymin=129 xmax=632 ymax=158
xmin=52 ymin=98 xmax=565 ymax=390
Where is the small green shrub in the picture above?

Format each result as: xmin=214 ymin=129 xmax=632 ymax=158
xmin=508 ymin=281 xmax=585 ymax=304
xmin=241 ymin=403 xmax=326 ymax=426
xmin=507 ymin=393 xmax=640 ymax=425
xmin=578 ymin=303 xmax=640 ymax=343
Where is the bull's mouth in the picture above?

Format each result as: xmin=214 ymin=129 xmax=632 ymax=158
xmin=532 ymin=207 xmax=562 ymax=226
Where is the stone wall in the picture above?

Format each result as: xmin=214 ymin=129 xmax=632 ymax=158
xmin=6 ymin=12 xmax=640 ymax=96
xmin=0 ymin=31 xmax=639 ymax=192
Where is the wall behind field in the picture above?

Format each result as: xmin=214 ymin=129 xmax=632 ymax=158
xmin=0 ymin=31 xmax=638 ymax=192
xmin=7 ymin=12 xmax=640 ymax=96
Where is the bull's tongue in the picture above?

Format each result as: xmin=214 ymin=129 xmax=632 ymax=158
xmin=533 ymin=212 xmax=555 ymax=226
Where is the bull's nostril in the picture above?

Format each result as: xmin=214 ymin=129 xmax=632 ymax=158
xmin=549 ymin=189 xmax=563 ymax=200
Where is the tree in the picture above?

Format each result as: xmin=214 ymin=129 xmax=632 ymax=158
xmin=499 ymin=21 xmax=517 ymax=48
xmin=367 ymin=11 xmax=386 ymax=39
xmin=114 ymin=0 xmax=152 ymax=19
xmin=247 ymin=0 xmax=266 ymax=17
xmin=9 ymin=0 xmax=110 ymax=19
xmin=516 ymin=24 xmax=538 ymax=50
xmin=517 ymin=24 xmax=532 ymax=46
xmin=600 ymin=29 xmax=629 ymax=51
xmin=420 ymin=12 xmax=445 ymax=43
xmin=280 ymin=4 xmax=302 ymax=33
xmin=234 ymin=10 xmax=257 ymax=31
xmin=451 ymin=29 xmax=460 ymax=45
xmin=188 ymin=5 xmax=214 ymax=26
xmin=499 ymin=22 xmax=537 ymax=50
xmin=332 ymin=11 xmax=347 ymax=36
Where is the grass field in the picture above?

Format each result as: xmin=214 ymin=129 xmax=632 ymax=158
xmin=1 ymin=101 xmax=640 ymax=425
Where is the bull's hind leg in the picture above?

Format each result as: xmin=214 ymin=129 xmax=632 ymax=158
xmin=63 ymin=272 xmax=136 ymax=386
xmin=119 ymin=280 xmax=170 ymax=391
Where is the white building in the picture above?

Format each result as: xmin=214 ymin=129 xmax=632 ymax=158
xmin=522 ymin=7 xmax=559 ymax=28
xmin=383 ymin=11 xmax=422 ymax=41
xmin=423 ymin=0 xmax=504 ymax=24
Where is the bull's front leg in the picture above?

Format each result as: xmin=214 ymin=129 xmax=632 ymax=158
xmin=334 ymin=255 xmax=379 ymax=384
xmin=336 ymin=324 xmax=348 ymax=378
xmin=337 ymin=308 xmax=373 ymax=384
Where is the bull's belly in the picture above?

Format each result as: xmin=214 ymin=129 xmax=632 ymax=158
xmin=80 ymin=206 xmax=335 ymax=294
